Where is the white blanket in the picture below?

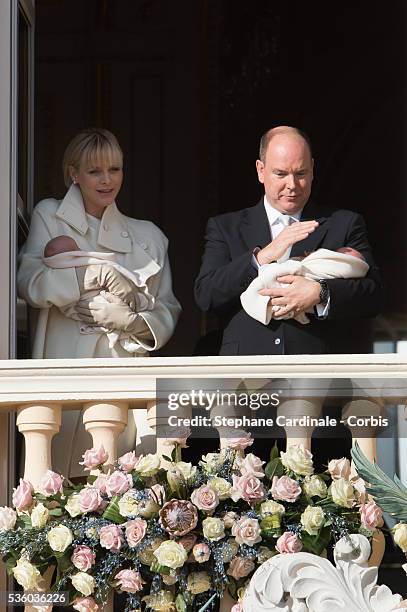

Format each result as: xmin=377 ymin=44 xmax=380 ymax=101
xmin=240 ymin=248 xmax=369 ymax=325
xmin=43 ymin=250 xmax=155 ymax=353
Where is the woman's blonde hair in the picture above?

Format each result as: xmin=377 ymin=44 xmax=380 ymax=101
xmin=62 ymin=128 xmax=123 ymax=187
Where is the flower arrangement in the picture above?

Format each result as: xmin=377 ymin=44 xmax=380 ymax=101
xmin=0 ymin=437 xmax=381 ymax=612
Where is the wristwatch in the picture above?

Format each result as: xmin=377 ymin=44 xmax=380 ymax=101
xmin=318 ymin=279 xmax=330 ymax=305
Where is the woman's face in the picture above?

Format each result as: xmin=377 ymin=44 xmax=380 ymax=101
xmin=71 ymin=158 xmax=123 ymax=218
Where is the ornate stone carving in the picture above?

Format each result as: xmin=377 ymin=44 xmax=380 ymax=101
xmin=243 ymin=534 xmax=406 ymax=612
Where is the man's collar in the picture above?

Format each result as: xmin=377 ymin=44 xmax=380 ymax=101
xmin=263 ymin=196 xmax=303 ymax=224
xmin=56 ymin=184 xmax=132 ymax=253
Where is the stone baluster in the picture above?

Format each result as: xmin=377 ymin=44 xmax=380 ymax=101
xmin=82 ymin=401 xmax=128 ymax=469
xmin=277 ymin=397 xmax=323 ymax=450
xmin=146 ymin=400 xmax=192 ymax=461
xmin=342 ymin=398 xmax=384 ymax=465
xmin=210 ymin=399 xmax=249 ymax=451
xmin=16 ymin=403 xmax=62 ymax=488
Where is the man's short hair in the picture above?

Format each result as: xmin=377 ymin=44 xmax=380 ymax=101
xmin=259 ymin=126 xmax=313 ymax=163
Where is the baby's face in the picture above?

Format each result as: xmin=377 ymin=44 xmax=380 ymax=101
xmin=44 ymin=236 xmax=79 ymax=257
xmin=337 ymin=246 xmax=364 ymax=260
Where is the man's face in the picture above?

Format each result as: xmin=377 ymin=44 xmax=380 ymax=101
xmin=256 ymin=134 xmax=314 ymax=214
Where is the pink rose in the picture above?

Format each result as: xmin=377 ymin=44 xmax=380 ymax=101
xmin=0 ymin=506 xmax=17 ymax=530
xmin=125 ymin=518 xmax=147 ymax=547
xmin=328 ymin=458 xmax=351 ymax=481
xmin=271 ymin=475 xmax=301 ymax=503
xmin=222 ymin=511 xmax=238 ymax=529
xmin=227 ymin=556 xmax=255 ymax=579
xmin=93 ymin=473 xmax=108 ymax=495
xmin=99 ymin=524 xmax=123 ymax=551
xmin=148 ymin=483 xmax=166 ymax=505
xmin=239 ymin=453 xmax=265 ymax=478
xmin=79 ymin=487 xmax=104 ymax=513
xmin=191 ymin=485 xmax=219 ymax=512
xmin=360 ymin=500 xmax=382 ymax=529
xmin=80 ymin=446 xmax=108 ymax=471
xmin=193 ymin=543 xmax=211 ymax=563
xmin=276 ymin=531 xmax=303 ymax=554
xmin=231 ymin=605 xmax=244 ymax=612
xmin=118 ymin=451 xmax=139 ymax=472
xmin=38 ymin=470 xmax=63 ymax=496
xmin=12 ymin=479 xmax=33 ymax=511
xmin=105 ymin=471 xmax=132 ymax=497
xmin=114 ymin=569 xmax=144 ymax=593
xmin=178 ymin=533 xmax=197 ymax=552
xmin=163 ymin=426 xmax=191 ymax=448
xmin=71 ymin=545 xmax=96 ymax=571
xmin=352 ymin=477 xmax=366 ymax=504
xmin=73 ymin=597 xmax=99 ymax=612
xmin=231 ymin=475 xmax=266 ymax=503
xmin=232 ymin=517 xmax=262 ymax=546
xmin=224 ymin=434 xmax=253 ymax=451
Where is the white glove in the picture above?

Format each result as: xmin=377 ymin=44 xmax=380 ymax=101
xmin=74 ymin=294 xmax=140 ymax=332
xmin=75 ymin=264 xmax=137 ymax=310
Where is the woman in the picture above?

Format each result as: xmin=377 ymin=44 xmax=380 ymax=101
xmin=17 ymin=128 xmax=181 ymax=475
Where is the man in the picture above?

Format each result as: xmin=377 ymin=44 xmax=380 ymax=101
xmin=194 ymin=126 xmax=383 ymax=355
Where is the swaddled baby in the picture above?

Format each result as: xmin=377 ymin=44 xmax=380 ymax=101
xmin=43 ymin=235 xmax=154 ymax=352
xmin=241 ymin=246 xmax=369 ymax=325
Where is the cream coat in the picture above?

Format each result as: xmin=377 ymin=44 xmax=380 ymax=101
xmin=17 ymin=184 xmax=181 ymax=358
xmin=17 ymin=185 xmax=181 ymax=476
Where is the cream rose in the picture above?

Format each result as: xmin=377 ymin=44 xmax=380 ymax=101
xmin=330 ymin=478 xmax=355 ymax=508
xmin=202 ymin=517 xmax=225 ymax=541
xmin=209 ymin=477 xmax=232 ymax=500
xmin=12 ymin=558 xmax=41 ymax=590
xmin=187 ymin=571 xmax=211 ymax=594
xmin=260 ymin=500 xmax=285 ymax=517
xmin=300 ymin=505 xmax=325 ymax=535
xmin=134 ymin=454 xmax=161 ymax=477
xmin=31 ymin=503 xmax=49 ymax=528
xmin=143 ymin=590 xmax=175 ymax=612
xmin=174 ymin=461 xmax=197 ymax=481
xmin=200 ymin=453 xmax=223 ymax=473
xmin=153 ymin=540 xmax=188 ymax=569
xmin=280 ymin=444 xmax=314 ymax=476
xmin=303 ymin=475 xmax=327 ymax=498
xmin=221 ymin=539 xmax=239 ymax=563
xmin=71 ymin=572 xmax=96 ymax=597
xmin=65 ymin=493 xmax=82 ymax=517
xmin=0 ymin=506 xmax=17 ymax=531
xmin=393 ymin=523 xmax=407 ymax=552
xmin=47 ymin=525 xmax=73 ymax=552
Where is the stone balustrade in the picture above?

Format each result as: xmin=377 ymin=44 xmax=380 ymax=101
xmin=0 ymin=354 xmax=407 ymax=611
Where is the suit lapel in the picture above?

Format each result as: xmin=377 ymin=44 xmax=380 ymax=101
xmin=240 ymin=201 xmax=272 ymax=250
xmin=291 ymin=200 xmax=329 ymax=257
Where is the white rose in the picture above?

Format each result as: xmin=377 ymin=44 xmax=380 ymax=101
xmin=202 ymin=517 xmax=225 ymax=541
xmin=118 ymin=491 xmax=139 ymax=517
xmin=12 ymin=558 xmax=41 ymax=590
xmin=134 ymin=454 xmax=161 ymax=477
xmin=187 ymin=571 xmax=211 ymax=594
xmin=330 ymin=478 xmax=355 ymax=508
xmin=65 ymin=493 xmax=82 ymax=517
xmin=71 ymin=572 xmax=95 ymax=596
xmin=209 ymin=477 xmax=232 ymax=500
xmin=200 ymin=453 xmax=223 ymax=473
xmin=300 ymin=505 xmax=325 ymax=535
xmin=303 ymin=475 xmax=328 ymax=498
xmin=47 ymin=525 xmax=73 ymax=552
xmin=175 ymin=461 xmax=197 ymax=481
xmin=31 ymin=503 xmax=49 ymax=528
xmin=0 ymin=506 xmax=17 ymax=531
xmin=260 ymin=500 xmax=285 ymax=517
xmin=393 ymin=523 xmax=407 ymax=552
xmin=153 ymin=540 xmax=188 ymax=569
xmin=280 ymin=445 xmax=314 ymax=476
xmin=328 ymin=458 xmax=351 ymax=481
xmin=143 ymin=590 xmax=175 ymax=611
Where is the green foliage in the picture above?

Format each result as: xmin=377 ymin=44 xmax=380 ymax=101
xmin=102 ymin=496 xmax=126 ymax=524
xmin=301 ymin=526 xmax=331 ymax=555
xmin=265 ymin=458 xmax=285 ymax=480
xmin=351 ymin=443 xmax=407 ymax=521
xmin=175 ymin=593 xmax=187 ymax=612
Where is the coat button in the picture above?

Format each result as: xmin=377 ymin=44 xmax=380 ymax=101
xmin=121 ymin=231 xmax=129 ymax=238
xmin=274 ymin=338 xmax=281 ymax=345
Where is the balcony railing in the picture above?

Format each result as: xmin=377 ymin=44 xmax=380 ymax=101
xmin=1 ymin=354 xmax=407 ymax=611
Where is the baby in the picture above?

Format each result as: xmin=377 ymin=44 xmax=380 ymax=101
xmin=241 ymin=246 xmax=369 ymax=325
xmin=43 ymin=235 xmax=153 ymax=352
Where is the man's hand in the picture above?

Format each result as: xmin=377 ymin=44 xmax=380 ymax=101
xmin=256 ymin=220 xmax=319 ymax=265
xmin=76 ymin=264 xmax=137 ymax=310
xmin=259 ymin=275 xmax=320 ymax=318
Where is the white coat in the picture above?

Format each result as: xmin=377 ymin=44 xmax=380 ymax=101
xmin=17 ymin=184 xmax=181 ymax=358
xmin=17 ymin=185 xmax=181 ymax=475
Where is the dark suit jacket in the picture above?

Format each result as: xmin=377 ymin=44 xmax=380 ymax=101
xmin=194 ymin=200 xmax=384 ymax=355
